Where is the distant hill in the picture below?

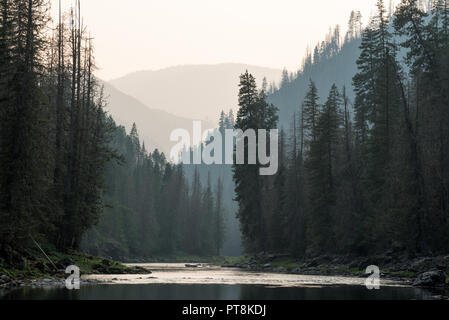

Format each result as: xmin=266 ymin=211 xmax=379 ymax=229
xmin=268 ymin=38 xmax=362 ymax=126
xmin=110 ymin=63 xmax=284 ymax=120
xmin=102 ymin=81 xmax=214 ymax=155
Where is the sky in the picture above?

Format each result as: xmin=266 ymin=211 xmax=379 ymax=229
xmin=50 ymin=0 xmax=389 ymax=81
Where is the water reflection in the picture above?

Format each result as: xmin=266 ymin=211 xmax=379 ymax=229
xmin=0 ymin=283 xmax=442 ymax=300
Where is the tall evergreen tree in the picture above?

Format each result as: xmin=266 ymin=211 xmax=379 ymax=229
xmin=233 ymin=71 xmax=278 ymax=253
xmin=302 ymin=80 xmax=321 ymax=146
xmin=0 ymin=0 xmax=53 ymax=251
xmin=305 ymin=84 xmax=343 ymax=253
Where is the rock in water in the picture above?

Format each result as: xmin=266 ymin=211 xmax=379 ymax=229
xmin=413 ymin=270 xmax=447 ymax=287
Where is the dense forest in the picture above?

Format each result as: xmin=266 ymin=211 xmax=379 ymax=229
xmin=182 ymin=110 xmax=243 ymax=257
xmin=0 ymin=0 xmax=115 ymax=261
xmin=2 ymin=0 xmax=449 ymax=266
xmin=0 ymin=0 xmax=226 ymax=262
xmin=82 ymin=123 xmax=225 ymax=259
xmin=236 ymin=0 xmax=449 ymax=257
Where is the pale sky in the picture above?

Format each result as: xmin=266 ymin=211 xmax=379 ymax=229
xmin=50 ymin=0 xmax=386 ymax=81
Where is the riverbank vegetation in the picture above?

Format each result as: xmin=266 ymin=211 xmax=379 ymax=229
xmin=0 ymin=245 xmax=146 ymax=286
xmin=235 ymin=0 xmax=449 ymax=258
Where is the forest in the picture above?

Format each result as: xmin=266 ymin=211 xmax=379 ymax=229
xmin=0 ymin=0 xmax=224 ymax=262
xmin=82 ymin=123 xmax=226 ymax=259
xmin=0 ymin=0 xmax=114 ymax=260
xmin=236 ymin=0 xmax=449 ymax=257
xmin=1 ymin=0 xmax=449 ymax=266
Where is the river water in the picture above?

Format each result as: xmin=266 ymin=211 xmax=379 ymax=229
xmin=0 ymin=263 xmax=443 ymax=300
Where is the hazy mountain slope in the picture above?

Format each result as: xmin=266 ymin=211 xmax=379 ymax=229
xmin=102 ymin=82 xmax=213 ymax=155
xmin=110 ymin=63 xmax=283 ymax=120
xmin=268 ymin=38 xmax=362 ymax=126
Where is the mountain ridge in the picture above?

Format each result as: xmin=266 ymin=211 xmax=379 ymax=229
xmin=101 ymin=81 xmax=214 ymax=155
xmin=111 ymin=62 xmax=284 ymax=79
xmin=109 ymin=63 xmax=284 ymax=120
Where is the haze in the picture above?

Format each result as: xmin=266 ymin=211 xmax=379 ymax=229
xmin=50 ymin=0 xmax=384 ymax=81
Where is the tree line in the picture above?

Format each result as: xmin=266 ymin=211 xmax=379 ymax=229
xmin=235 ymin=0 xmax=449 ymax=257
xmin=82 ymin=123 xmax=226 ymax=259
xmin=0 ymin=0 xmax=117 ymax=263
xmin=0 ymin=0 xmax=227 ymax=262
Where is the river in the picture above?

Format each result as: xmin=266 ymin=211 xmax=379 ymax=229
xmin=0 ymin=263 xmax=444 ymax=300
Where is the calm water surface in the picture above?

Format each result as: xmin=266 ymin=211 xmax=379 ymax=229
xmin=0 ymin=263 xmax=443 ymax=300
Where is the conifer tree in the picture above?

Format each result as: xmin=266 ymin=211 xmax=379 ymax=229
xmin=306 ymin=84 xmax=343 ymax=253
xmin=302 ymin=80 xmax=321 ymax=146
xmin=233 ymin=71 xmax=278 ymax=253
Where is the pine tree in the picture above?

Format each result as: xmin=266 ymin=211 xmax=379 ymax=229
xmin=353 ymin=26 xmax=376 ymax=145
xmin=213 ymin=177 xmax=225 ymax=256
xmin=270 ymin=129 xmax=288 ymax=251
xmin=302 ymin=80 xmax=321 ymax=146
xmin=306 ymin=84 xmax=343 ymax=253
xmin=394 ymin=0 xmax=449 ymax=251
xmin=219 ymin=111 xmax=226 ymax=135
xmin=0 ymin=0 xmax=53 ymax=250
xmin=233 ymin=71 xmax=278 ymax=253
xmin=285 ymin=112 xmax=307 ymax=257
xmin=200 ymin=173 xmax=215 ymax=255
xmin=280 ymin=69 xmax=290 ymax=88
xmin=227 ymin=109 xmax=235 ymax=128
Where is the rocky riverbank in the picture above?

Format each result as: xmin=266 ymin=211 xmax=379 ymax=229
xmin=221 ymin=252 xmax=449 ymax=288
xmin=0 ymin=249 xmax=151 ymax=290
xmin=0 ymin=274 xmax=102 ymax=289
